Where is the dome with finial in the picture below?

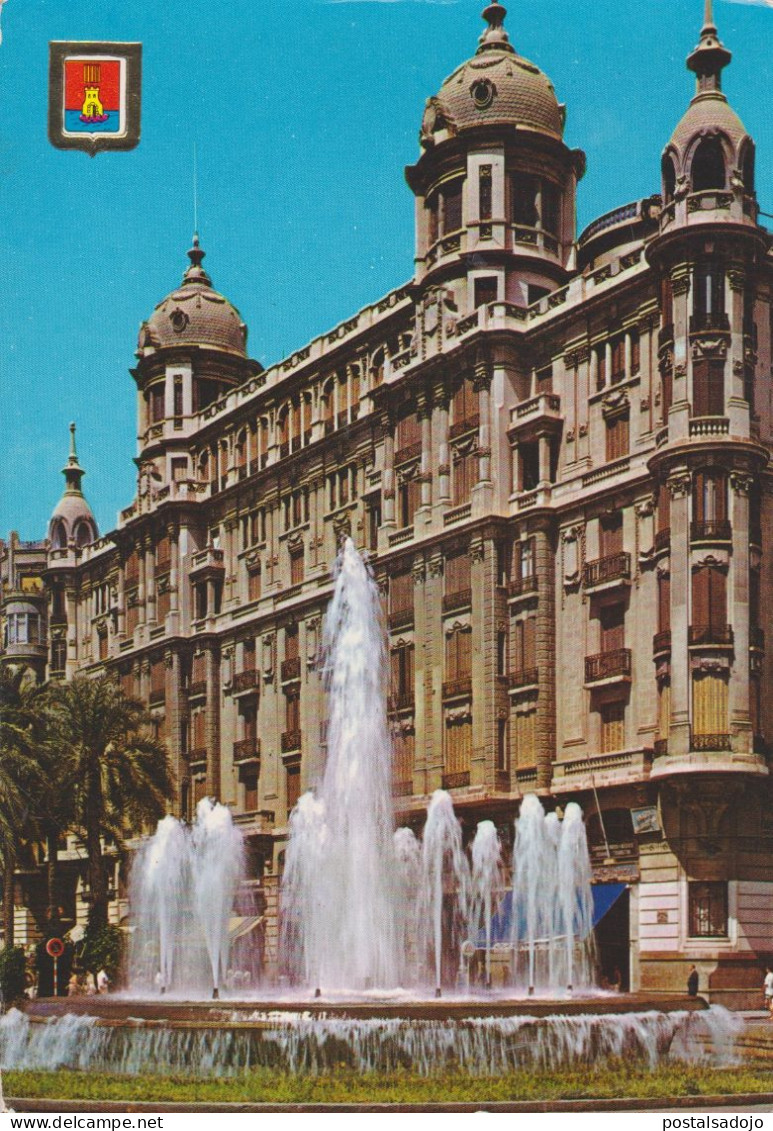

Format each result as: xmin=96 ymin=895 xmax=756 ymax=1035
xmin=138 ymin=236 xmax=249 ymax=358
xmin=420 ymin=2 xmax=565 ymax=150
xmin=48 ymin=424 xmax=99 ymax=551
xmin=664 ymin=0 xmax=754 ymax=191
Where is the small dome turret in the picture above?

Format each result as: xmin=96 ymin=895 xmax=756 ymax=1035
xmin=662 ymin=0 xmax=755 ymax=202
xmin=138 ymin=236 xmax=248 ymax=359
xmin=48 ymin=424 xmax=99 ymax=550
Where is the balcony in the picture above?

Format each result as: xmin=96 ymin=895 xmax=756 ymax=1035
xmin=585 ymin=648 xmax=632 ymax=685
xmin=281 ymin=656 xmax=301 ymax=683
xmin=281 ymin=729 xmax=302 ymax=753
xmin=442 ymin=771 xmax=470 ymax=790
xmin=233 ymin=738 xmax=261 ymax=767
xmin=689 ymin=312 xmax=730 ymax=335
xmin=189 ymin=749 xmax=207 ymax=773
xmin=388 ymin=607 xmax=414 ymax=631
xmin=653 ymin=739 xmax=669 ymax=758
xmin=509 ymin=667 xmax=538 ymax=690
xmin=188 ymin=680 xmax=207 ymax=700
xmin=689 ymin=624 xmax=733 ymax=647
xmin=509 ymin=393 xmax=562 ymax=437
xmin=189 ymin=546 xmax=225 ymax=580
xmin=654 ymin=528 xmax=671 ymax=553
xmin=658 ymin=324 xmax=674 ymax=349
xmin=394 ymin=442 xmax=422 ymax=467
xmin=653 ymin=630 xmax=671 ymax=656
xmin=391 ymin=690 xmax=415 ymax=712
xmin=690 ymin=732 xmax=732 ymax=752
xmin=583 ymin=552 xmax=631 ymax=590
xmin=690 ymin=519 xmax=731 ymax=542
xmin=442 ymin=588 xmax=472 ymax=614
xmin=495 ymin=770 xmax=511 ymax=792
xmin=449 ymin=414 xmax=479 ymax=440
xmin=148 ymin=687 xmax=166 ymax=707
xmin=442 ymin=675 xmax=472 ymax=701
xmin=507 ymin=574 xmax=538 ymax=600
xmin=233 ymin=668 xmax=258 ymax=695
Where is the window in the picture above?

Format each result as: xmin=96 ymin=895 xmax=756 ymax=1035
xmin=445 ymin=550 xmax=471 ymax=598
xmin=441 ymin=179 xmax=463 ymax=234
xmin=172 ymin=458 xmax=187 ymax=482
xmin=243 ymin=773 xmax=258 ymax=812
xmin=496 ymin=718 xmax=508 ymax=772
xmin=367 ymin=496 xmax=381 ymax=551
xmin=692 ymin=671 xmax=728 ymax=739
xmin=519 ymin=442 xmax=539 ymax=491
xmin=497 ymin=631 xmax=508 ymax=677
xmin=150 ymin=383 xmax=165 ymax=423
xmin=688 ymin=881 xmax=728 ymax=938
xmin=662 ymin=154 xmax=676 ymax=202
xmin=452 ymin=449 xmax=477 ymax=505
xmin=517 ymin=538 xmax=535 ymax=581
xmin=445 ymin=716 xmax=472 ymax=775
xmin=693 ymin=263 xmax=725 ymax=317
xmin=398 ymin=478 xmax=421 ymax=529
xmin=474 ymin=276 xmax=498 ymax=308
xmin=600 ymin=701 xmax=625 ymax=753
xmin=658 ymin=573 xmax=670 ymax=635
xmin=512 ymin=618 xmax=536 ymax=677
xmin=605 ymin=412 xmax=629 ymax=461
xmin=396 ymin=410 xmax=422 ymax=453
xmin=51 ymin=638 xmax=66 ymax=672
xmin=600 ymin=603 xmax=625 ymax=653
xmin=247 ymin=562 xmax=261 ymax=603
xmin=691 ymin=564 xmax=727 ymax=638
xmin=390 ymin=569 xmax=413 ymax=619
xmin=512 ymin=173 xmax=538 ymax=227
xmin=390 ymin=643 xmax=415 ymax=706
xmin=286 ymin=766 xmax=301 ymax=815
xmin=595 ymin=344 xmax=607 ymax=390
xmin=285 ymin=688 xmax=300 ymax=733
xmin=693 ymin=470 xmax=727 ymax=525
xmin=393 ymin=729 xmax=415 ymax=789
xmin=541 ymin=180 xmax=560 ymax=235
xmin=478 ymin=165 xmax=492 ymax=221
xmin=611 ymin=337 xmax=625 ymax=384
xmin=600 ymin=513 xmax=623 ymax=558
xmin=452 ymin=378 xmax=478 ymax=432
xmin=692 ymin=359 xmax=725 ymax=417
xmin=661 ymin=274 xmax=674 ymax=329
xmin=285 ymin=624 xmax=299 ymax=661
xmin=514 ymin=709 xmax=537 ymax=769
xmin=445 ymin=625 xmax=472 ymax=681
xmin=290 ymin=547 xmax=304 ymax=587
xmin=691 ymin=137 xmax=726 ymax=192
xmin=630 ymin=329 xmax=640 ymax=375
xmin=173 ymin=376 xmax=183 ymax=418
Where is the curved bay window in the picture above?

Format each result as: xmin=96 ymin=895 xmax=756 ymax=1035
xmin=692 ymin=262 xmax=726 ymax=329
xmin=692 ymin=358 xmax=725 ymax=417
xmin=691 ymin=562 xmax=729 ymax=646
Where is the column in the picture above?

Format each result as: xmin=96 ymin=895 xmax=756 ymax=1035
xmin=538 ymin=433 xmax=551 ymax=486
xmin=383 ymin=412 xmax=396 ymax=527
xmin=205 ymin=646 xmax=221 ymax=801
xmin=534 ymin=523 xmax=556 ymax=790
xmin=145 ymin=541 xmax=156 ymax=625
xmin=667 ymin=469 xmax=692 ymax=756
xmin=419 ymin=398 xmax=432 ymax=511
xmin=435 ymin=390 xmax=451 ymax=504
xmin=137 ymin=540 xmax=147 ymax=627
xmin=729 ymin=471 xmax=752 ymax=753
xmin=169 ymin=525 xmax=179 ymax=620
xmin=475 ymin=373 xmax=492 ymax=484
xmin=117 ymin=562 xmax=126 ymax=638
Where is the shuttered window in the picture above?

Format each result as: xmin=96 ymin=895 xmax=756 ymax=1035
xmin=445 ymin=717 xmax=472 ymax=774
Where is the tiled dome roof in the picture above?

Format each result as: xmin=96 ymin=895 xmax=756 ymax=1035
xmin=421 ymin=3 xmax=564 ymax=149
xmin=139 ymin=237 xmax=248 ymax=358
xmin=669 ymin=92 xmax=749 ymax=158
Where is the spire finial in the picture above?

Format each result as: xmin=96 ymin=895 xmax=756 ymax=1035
xmin=182 ymin=232 xmax=212 ymax=287
xmin=62 ymin=422 xmax=85 ymax=495
xmin=478 ymin=2 xmax=514 ymax=55
xmin=687 ymin=0 xmax=731 ymax=92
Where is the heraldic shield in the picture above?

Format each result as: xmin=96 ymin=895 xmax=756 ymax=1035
xmin=49 ymin=42 xmax=141 ymax=156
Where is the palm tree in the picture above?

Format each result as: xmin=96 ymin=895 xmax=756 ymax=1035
xmin=45 ymin=675 xmax=173 ymax=931
xmin=0 ymin=666 xmax=45 ymax=947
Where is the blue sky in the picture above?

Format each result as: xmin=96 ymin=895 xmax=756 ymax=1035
xmin=1 ymin=0 xmax=772 ymax=540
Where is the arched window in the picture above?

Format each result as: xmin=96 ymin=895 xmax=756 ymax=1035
xmin=662 ymin=154 xmax=676 ymax=202
xmin=73 ymin=520 xmax=92 ymax=548
xmin=50 ymin=519 xmax=67 ymax=549
xmin=370 ymin=347 xmax=385 ymax=388
xmin=691 ymin=136 xmax=726 ymax=192
xmin=741 ymin=141 xmax=756 ymax=194
xmin=198 ymin=450 xmax=209 ymax=482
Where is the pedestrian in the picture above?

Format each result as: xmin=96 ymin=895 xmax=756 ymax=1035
xmin=764 ymin=965 xmax=773 ymax=1016
xmin=96 ymin=968 xmax=109 ymax=994
xmin=687 ymin=964 xmax=699 ymax=997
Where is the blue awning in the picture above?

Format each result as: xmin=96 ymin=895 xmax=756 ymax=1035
xmin=474 ymin=883 xmax=628 ymax=947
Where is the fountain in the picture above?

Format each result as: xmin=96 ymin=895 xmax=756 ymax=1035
xmin=128 ymin=797 xmax=246 ymax=998
xmin=0 ymin=539 xmax=744 ymax=1083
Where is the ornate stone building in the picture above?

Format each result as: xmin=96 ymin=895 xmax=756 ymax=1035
xmin=2 ymin=1 xmax=772 ymax=1003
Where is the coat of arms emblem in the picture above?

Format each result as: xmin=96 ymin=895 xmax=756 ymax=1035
xmin=49 ymin=42 xmax=141 ymax=156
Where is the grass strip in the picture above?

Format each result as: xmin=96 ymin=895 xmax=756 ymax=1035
xmin=5 ymin=1065 xmax=773 ymax=1105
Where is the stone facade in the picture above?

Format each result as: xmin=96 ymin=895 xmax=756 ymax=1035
xmin=2 ymin=2 xmax=773 ymax=1004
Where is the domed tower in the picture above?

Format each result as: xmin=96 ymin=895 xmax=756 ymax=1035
xmin=647 ymin=1 xmax=770 ymax=776
xmin=133 ymin=236 xmax=261 ymax=484
xmin=46 ymin=424 xmax=100 ymax=679
xmin=48 ymin=423 xmax=99 ymax=551
xmin=405 ymin=1 xmax=585 ymax=311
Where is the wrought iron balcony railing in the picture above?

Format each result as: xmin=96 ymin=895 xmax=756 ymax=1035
xmin=689 ymin=624 xmax=733 ymax=647
xmin=281 ymin=657 xmax=301 ymax=682
xmin=442 ymin=676 xmax=472 ymax=700
xmin=585 ymin=648 xmax=632 ymax=683
xmin=442 ymin=588 xmax=472 ymax=614
xmin=690 ymin=519 xmax=731 ymax=542
xmin=583 ymin=552 xmax=631 ymax=588
xmin=233 ymin=668 xmax=258 ymax=694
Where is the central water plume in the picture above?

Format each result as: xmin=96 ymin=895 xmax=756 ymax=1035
xmin=281 ymin=539 xmax=402 ymax=991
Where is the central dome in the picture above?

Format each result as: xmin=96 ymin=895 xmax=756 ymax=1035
xmin=420 ymin=2 xmax=565 ymax=149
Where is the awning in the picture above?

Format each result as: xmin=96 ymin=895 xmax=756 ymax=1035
xmin=228 ymin=915 xmax=264 ymax=942
xmin=474 ymin=883 xmax=628 ymax=947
